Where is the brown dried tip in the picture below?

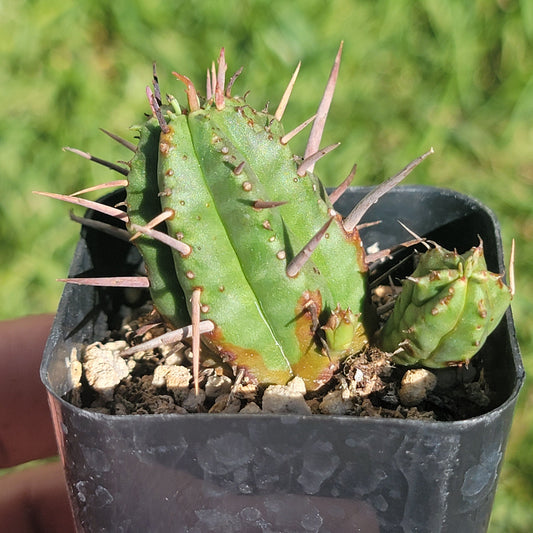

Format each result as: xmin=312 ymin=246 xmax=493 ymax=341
xmin=274 ymin=61 xmax=301 ymax=122
xmin=130 ymin=210 xmax=174 ymax=241
xmin=129 ymin=223 xmax=192 ymax=256
xmin=206 ymin=68 xmax=213 ymax=101
xmin=226 ymin=66 xmax=243 ymax=97
xmin=233 ymin=161 xmax=245 ymax=175
xmin=329 ymin=164 xmax=357 ymax=205
xmin=191 ymin=288 xmax=202 ymax=395
xmin=253 ymin=200 xmax=288 ymax=209
xmin=297 ymin=143 xmax=340 ymax=177
xmin=365 ymin=238 xmax=424 ymax=266
xmin=146 ymin=86 xmax=170 ymax=134
xmin=304 ymin=41 xmax=343 ymax=166
xmin=286 ymin=217 xmax=334 ymax=278
xmin=343 ymin=147 xmax=434 ymax=232
xmin=68 ymin=211 xmax=131 ymax=241
xmin=68 ymin=180 xmax=129 ymax=197
xmin=210 ymin=62 xmax=217 ymax=99
xmin=32 ymin=191 xmax=129 ymax=221
xmin=152 ymin=62 xmax=162 ymax=105
xmin=62 ymin=147 xmax=129 ymax=176
xmin=396 ymin=221 xmax=430 ymax=249
xmin=280 ymin=114 xmax=317 ymax=146
xmin=58 ymin=276 xmax=150 ymax=288
xmin=100 ymin=129 xmax=137 ymax=152
xmin=121 ymin=320 xmax=215 ymax=356
xmin=172 ymin=72 xmax=200 ymax=112
xmin=215 ymin=48 xmax=227 ymax=110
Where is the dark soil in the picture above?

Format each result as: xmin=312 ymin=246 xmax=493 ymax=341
xmin=66 ymin=296 xmax=492 ymax=422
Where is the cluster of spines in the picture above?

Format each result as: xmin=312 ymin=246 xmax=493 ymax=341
xmin=34 ymin=44 xmax=434 ymax=389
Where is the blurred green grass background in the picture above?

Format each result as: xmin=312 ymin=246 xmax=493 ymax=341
xmin=2 ymin=0 xmax=532 ymax=530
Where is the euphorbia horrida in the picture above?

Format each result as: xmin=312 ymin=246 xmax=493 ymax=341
xmin=35 ymin=44 xmax=513 ymax=391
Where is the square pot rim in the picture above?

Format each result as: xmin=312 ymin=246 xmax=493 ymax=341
xmin=40 ymin=184 xmax=524 ymax=428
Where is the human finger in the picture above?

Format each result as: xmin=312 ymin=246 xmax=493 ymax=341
xmin=0 ymin=460 xmax=75 ymax=533
xmin=0 ymin=314 xmax=58 ymax=467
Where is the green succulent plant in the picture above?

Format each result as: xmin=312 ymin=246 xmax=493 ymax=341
xmin=379 ymin=242 xmax=513 ymax=367
xmin=35 ymin=45 xmax=513 ymax=390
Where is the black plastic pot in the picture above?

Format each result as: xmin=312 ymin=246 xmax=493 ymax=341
xmin=41 ymin=186 xmax=523 ymax=533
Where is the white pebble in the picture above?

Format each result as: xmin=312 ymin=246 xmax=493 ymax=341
xmin=153 ymin=365 xmax=191 ymax=402
xmin=399 ymin=368 xmax=437 ymax=407
xmin=287 ymin=376 xmax=307 ymax=395
xmin=205 ymin=374 xmax=232 ymax=398
xmin=262 ymin=384 xmax=311 ymax=415
xmin=319 ymin=390 xmax=352 ymax=415
xmin=239 ymin=402 xmax=262 ymax=414
xmin=83 ymin=341 xmax=130 ymax=401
